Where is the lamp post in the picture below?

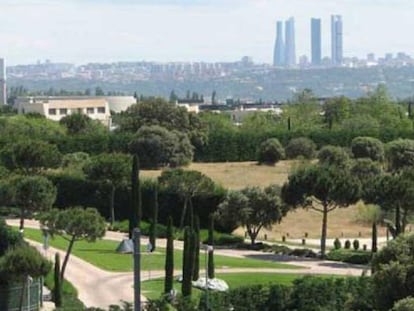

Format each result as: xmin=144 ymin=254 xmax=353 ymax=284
xmin=133 ymin=229 xmax=141 ymax=311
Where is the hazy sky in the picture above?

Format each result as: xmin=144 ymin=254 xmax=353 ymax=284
xmin=2 ymin=0 xmax=414 ymax=65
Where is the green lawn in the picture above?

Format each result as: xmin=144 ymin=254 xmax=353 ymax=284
xmin=20 ymin=227 xmax=304 ymax=272
xmin=142 ymin=273 xmax=308 ymax=300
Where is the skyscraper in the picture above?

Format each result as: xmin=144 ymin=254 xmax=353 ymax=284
xmin=273 ymin=21 xmax=285 ymax=67
xmin=331 ymin=15 xmax=343 ymax=66
xmin=284 ymin=17 xmax=296 ymax=67
xmin=0 ymin=58 xmax=6 ymax=105
xmin=311 ymin=18 xmax=322 ymax=66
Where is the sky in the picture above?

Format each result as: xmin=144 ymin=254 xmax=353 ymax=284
xmin=1 ymin=0 xmax=414 ymax=65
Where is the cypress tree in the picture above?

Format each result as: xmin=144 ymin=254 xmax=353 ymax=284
xmin=372 ymin=221 xmax=378 ymax=253
xmin=192 ymin=215 xmax=200 ymax=281
xmin=182 ymin=227 xmax=193 ymax=297
xmin=54 ymin=252 xmax=62 ymax=307
xmin=164 ymin=217 xmax=174 ymax=294
xmin=208 ymin=215 xmax=215 ymax=279
xmin=129 ymin=155 xmax=141 ymax=239
xmin=149 ymin=185 xmax=158 ymax=251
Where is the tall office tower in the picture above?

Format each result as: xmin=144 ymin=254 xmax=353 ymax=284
xmin=311 ymin=18 xmax=322 ymax=66
xmin=0 ymin=58 xmax=5 ymax=105
xmin=331 ymin=15 xmax=343 ymax=65
xmin=273 ymin=21 xmax=285 ymax=67
xmin=284 ymin=17 xmax=296 ymax=67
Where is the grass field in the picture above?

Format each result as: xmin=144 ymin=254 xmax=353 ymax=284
xmin=142 ymin=161 xmax=386 ymax=239
xmin=142 ymin=273 xmax=344 ymax=300
xmin=21 ymin=228 xmax=303 ymax=272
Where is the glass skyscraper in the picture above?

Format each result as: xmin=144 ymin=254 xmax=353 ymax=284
xmin=273 ymin=21 xmax=285 ymax=67
xmin=284 ymin=17 xmax=296 ymax=67
xmin=311 ymin=18 xmax=322 ymax=66
xmin=331 ymin=15 xmax=343 ymax=65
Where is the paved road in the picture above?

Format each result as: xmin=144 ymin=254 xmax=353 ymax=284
xmin=7 ymin=219 xmax=370 ymax=309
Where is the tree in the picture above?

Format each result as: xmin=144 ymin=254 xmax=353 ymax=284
xmin=257 ymin=138 xmax=285 ymax=165
xmin=317 ymin=145 xmax=350 ymax=167
xmin=83 ymin=153 xmax=130 ymax=225
xmin=95 ymin=87 xmax=105 ymax=96
xmin=164 ymin=217 xmax=174 ymax=294
xmin=14 ymin=175 xmax=57 ymax=230
xmin=116 ymin=98 xmax=206 ymax=147
xmin=129 ymin=125 xmax=193 ymax=169
xmin=158 ymin=169 xmax=216 ymax=229
xmin=38 ymin=207 xmax=106 ymax=279
xmin=351 ymin=137 xmax=384 ymax=162
xmin=54 ymin=253 xmax=62 ymax=307
xmin=285 ymin=137 xmax=316 ymax=159
xmin=207 ymin=215 xmax=215 ymax=279
xmin=322 ymin=96 xmax=350 ymax=129
xmin=282 ymin=164 xmax=361 ymax=257
xmin=0 ymin=219 xmax=23 ymax=256
xmin=386 ymin=139 xmax=414 ymax=172
xmin=217 ymin=185 xmax=286 ymax=245
xmin=149 ymin=184 xmax=158 ymax=251
xmin=0 ymin=140 xmax=62 ymax=174
xmin=60 ymin=113 xmax=105 ymax=135
xmin=367 ymin=169 xmax=414 ymax=238
xmin=129 ymin=155 xmax=141 ymax=239
xmin=192 ymin=216 xmax=200 ymax=281
xmin=393 ymin=297 xmax=414 ymax=311
xmin=181 ymin=227 xmax=193 ymax=297
xmin=371 ymin=234 xmax=414 ymax=310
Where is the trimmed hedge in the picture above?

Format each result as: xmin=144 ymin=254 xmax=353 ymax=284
xmin=326 ymin=249 xmax=372 ymax=265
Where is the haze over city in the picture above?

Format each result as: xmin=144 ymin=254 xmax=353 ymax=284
xmin=2 ymin=0 xmax=414 ymax=65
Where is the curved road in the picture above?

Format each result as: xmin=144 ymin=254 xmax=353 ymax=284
xmin=7 ymin=219 xmax=369 ymax=309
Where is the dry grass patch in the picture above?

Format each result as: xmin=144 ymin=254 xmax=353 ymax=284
xmin=142 ymin=160 xmax=387 ymax=239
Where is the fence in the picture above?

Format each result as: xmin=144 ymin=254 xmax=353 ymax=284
xmin=0 ymin=278 xmax=42 ymax=311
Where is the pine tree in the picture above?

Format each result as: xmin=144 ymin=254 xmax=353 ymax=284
xmin=208 ymin=215 xmax=215 ymax=279
xmin=54 ymin=252 xmax=62 ymax=307
xmin=192 ymin=215 xmax=200 ymax=281
xmin=164 ymin=217 xmax=174 ymax=294
xmin=149 ymin=185 xmax=158 ymax=251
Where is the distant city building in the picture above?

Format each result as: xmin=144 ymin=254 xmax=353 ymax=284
xmin=273 ymin=21 xmax=285 ymax=67
xmin=331 ymin=15 xmax=343 ymax=65
xmin=284 ymin=17 xmax=296 ymax=67
xmin=0 ymin=58 xmax=6 ymax=105
xmin=311 ymin=18 xmax=322 ymax=66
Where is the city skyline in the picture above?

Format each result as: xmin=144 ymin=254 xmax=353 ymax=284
xmin=2 ymin=0 xmax=414 ymax=65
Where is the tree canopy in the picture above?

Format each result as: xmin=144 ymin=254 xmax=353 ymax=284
xmin=282 ymin=164 xmax=361 ymax=256
xmin=217 ymin=185 xmax=286 ymax=244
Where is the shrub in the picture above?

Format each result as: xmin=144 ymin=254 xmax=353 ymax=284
xmin=334 ymin=238 xmax=342 ymax=250
xmin=392 ymin=297 xmax=414 ymax=311
xmin=353 ymin=239 xmax=360 ymax=250
xmin=257 ymin=138 xmax=285 ymax=165
xmin=326 ymin=249 xmax=372 ymax=265
xmin=351 ymin=136 xmax=384 ymax=162
xmin=289 ymin=248 xmax=317 ymax=258
xmin=285 ymin=137 xmax=317 ymax=159
xmin=317 ymin=145 xmax=350 ymax=167
xmin=344 ymin=240 xmax=351 ymax=249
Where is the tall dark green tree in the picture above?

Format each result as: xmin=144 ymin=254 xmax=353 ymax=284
xmin=207 ymin=215 xmax=215 ymax=279
xmin=181 ymin=227 xmax=193 ymax=297
xmin=53 ymin=252 xmax=62 ymax=307
xmin=192 ymin=216 xmax=200 ymax=281
xmin=164 ymin=217 xmax=174 ymax=294
xmin=149 ymin=184 xmax=158 ymax=251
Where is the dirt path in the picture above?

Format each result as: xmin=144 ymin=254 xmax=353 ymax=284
xmin=8 ymin=219 xmax=369 ymax=309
